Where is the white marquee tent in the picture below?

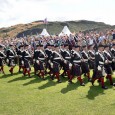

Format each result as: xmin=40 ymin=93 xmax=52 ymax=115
xmin=59 ymin=26 xmax=72 ymax=36
xmin=40 ymin=28 xmax=50 ymax=36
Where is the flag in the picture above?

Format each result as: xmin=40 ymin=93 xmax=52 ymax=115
xmin=44 ymin=18 xmax=48 ymax=24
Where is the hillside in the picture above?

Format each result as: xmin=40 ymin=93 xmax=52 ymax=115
xmin=0 ymin=20 xmax=115 ymax=38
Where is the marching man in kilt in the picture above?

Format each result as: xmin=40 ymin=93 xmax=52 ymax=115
xmin=33 ymin=44 xmax=40 ymax=75
xmin=111 ymin=43 xmax=115 ymax=71
xmin=103 ymin=44 xmax=115 ymax=86
xmin=61 ymin=43 xmax=72 ymax=80
xmin=88 ymin=44 xmax=95 ymax=70
xmin=17 ymin=45 xmax=24 ymax=73
xmin=0 ymin=44 xmax=6 ymax=74
xmin=6 ymin=44 xmax=17 ymax=75
xmin=45 ymin=43 xmax=53 ymax=75
xmin=22 ymin=43 xmax=32 ymax=77
xmin=69 ymin=44 xmax=85 ymax=86
xmin=91 ymin=44 xmax=108 ymax=89
xmin=81 ymin=45 xmax=91 ymax=82
xmin=59 ymin=43 xmax=65 ymax=76
xmin=88 ymin=44 xmax=95 ymax=80
xmin=50 ymin=44 xmax=62 ymax=83
xmin=35 ymin=44 xmax=47 ymax=80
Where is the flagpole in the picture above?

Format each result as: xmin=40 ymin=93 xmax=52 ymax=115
xmin=44 ymin=18 xmax=48 ymax=30
xmin=46 ymin=23 xmax=47 ymax=30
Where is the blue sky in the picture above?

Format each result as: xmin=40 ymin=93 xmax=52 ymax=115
xmin=0 ymin=0 xmax=115 ymax=27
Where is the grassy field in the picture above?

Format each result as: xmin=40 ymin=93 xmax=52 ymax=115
xmin=0 ymin=66 xmax=115 ymax=115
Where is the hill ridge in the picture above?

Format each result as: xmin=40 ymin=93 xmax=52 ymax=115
xmin=0 ymin=20 xmax=114 ymax=38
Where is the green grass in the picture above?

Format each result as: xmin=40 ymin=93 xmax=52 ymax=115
xmin=0 ymin=66 xmax=115 ymax=115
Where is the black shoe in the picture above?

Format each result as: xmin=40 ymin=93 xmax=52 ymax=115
xmin=68 ymin=80 xmax=73 ymax=84
xmin=106 ymin=76 xmax=109 ymax=79
xmin=38 ymin=74 xmax=41 ymax=78
xmin=88 ymin=78 xmax=92 ymax=82
xmin=50 ymin=76 xmax=54 ymax=80
xmin=9 ymin=70 xmax=13 ymax=75
xmin=110 ymin=83 xmax=115 ymax=86
xmin=91 ymin=80 xmax=94 ymax=86
xmin=18 ymin=71 xmax=21 ymax=73
xmin=61 ymin=74 xmax=65 ymax=78
xmin=57 ymin=80 xmax=62 ymax=83
xmin=102 ymin=86 xmax=108 ymax=89
xmin=84 ymin=73 xmax=86 ymax=76
xmin=23 ymin=72 xmax=25 ymax=76
xmin=42 ymin=78 xmax=46 ymax=80
xmin=44 ymin=71 xmax=48 ymax=75
xmin=80 ymin=83 xmax=85 ymax=86
xmin=97 ymin=79 xmax=101 ymax=83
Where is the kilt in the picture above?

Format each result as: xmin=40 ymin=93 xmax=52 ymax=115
xmin=0 ymin=59 xmax=5 ymax=66
xmin=71 ymin=63 xmax=82 ymax=76
xmin=34 ymin=62 xmax=39 ymax=71
xmin=63 ymin=62 xmax=69 ymax=71
xmin=89 ymin=60 xmax=95 ymax=69
xmin=14 ymin=57 xmax=18 ymax=64
xmin=24 ymin=59 xmax=30 ymax=69
xmin=93 ymin=66 xmax=105 ymax=78
xmin=46 ymin=61 xmax=51 ymax=69
xmin=19 ymin=58 xmax=23 ymax=66
xmin=96 ymin=70 xmax=103 ymax=78
xmin=46 ymin=62 xmax=52 ymax=72
xmin=60 ymin=61 xmax=65 ymax=69
xmin=105 ymin=64 xmax=112 ymax=74
xmin=8 ymin=58 xmax=16 ymax=67
xmin=38 ymin=61 xmax=45 ymax=70
xmin=111 ymin=62 xmax=115 ymax=71
xmin=52 ymin=62 xmax=60 ymax=73
xmin=81 ymin=62 xmax=90 ymax=73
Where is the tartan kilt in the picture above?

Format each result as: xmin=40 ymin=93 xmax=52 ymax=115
xmin=111 ymin=62 xmax=115 ymax=71
xmin=96 ymin=70 xmax=103 ymax=78
xmin=14 ymin=57 xmax=18 ymax=64
xmin=0 ymin=59 xmax=5 ymax=66
xmin=19 ymin=58 xmax=23 ymax=66
xmin=46 ymin=61 xmax=50 ymax=69
xmin=81 ymin=62 xmax=90 ymax=73
xmin=89 ymin=60 xmax=95 ymax=69
xmin=52 ymin=62 xmax=60 ymax=73
xmin=47 ymin=62 xmax=52 ymax=71
xmin=104 ymin=64 xmax=112 ymax=74
xmin=24 ymin=59 xmax=30 ymax=69
xmin=93 ymin=66 xmax=104 ymax=78
xmin=34 ymin=62 xmax=39 ymax=71
xmin=71 ymin=63 xmax=82 ymax=76
xmin=8 ymin=58 xmax=16 ymax=67
xmin=63 ymin=62 xmax=69 ymax=71
xmin=37 ymin=61 xmax=45 ymax=70
xmin=60 ymin=61 xmax=65 ymax=69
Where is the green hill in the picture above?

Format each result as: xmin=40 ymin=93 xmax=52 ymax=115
xmin=0 ymin=20 xmax=114 ymax=38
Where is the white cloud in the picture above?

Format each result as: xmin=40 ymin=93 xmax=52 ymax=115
xmin=0 ymin=0 xmax=115 ymax=28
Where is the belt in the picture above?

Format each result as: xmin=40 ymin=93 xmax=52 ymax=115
xmin=99 ymin=61 xmax=104 ymax=65
xmin=83 ymin=59 xmax=88 ymax=62
xmin=109 ymin=61 xmax=112 ymax=63
xmin=73 ymin=60 xmax=81 ymax=63
xmin=65 ymin=57 xmax=71 ymax=59
xmin=39 ymin=58 xmax=45 ymax=61
xmin=53 ymin=61 xmax=60 ymax=65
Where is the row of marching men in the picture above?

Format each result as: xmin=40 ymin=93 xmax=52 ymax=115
xmin=0 ymin=42 xmax=115 ymax=89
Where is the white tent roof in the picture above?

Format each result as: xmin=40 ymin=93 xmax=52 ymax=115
xmin=59 ymin=26 xmax=72 ymax=36
xmin=40 ymin=28 xmax=50 ymax=36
